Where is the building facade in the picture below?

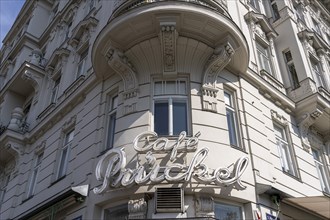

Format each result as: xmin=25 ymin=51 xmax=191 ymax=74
xmin=0 ymin=0 xmax=329 ymax=219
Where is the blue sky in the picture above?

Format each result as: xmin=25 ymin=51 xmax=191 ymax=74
xmin=0 ymin=0 xmax=25 ymax=46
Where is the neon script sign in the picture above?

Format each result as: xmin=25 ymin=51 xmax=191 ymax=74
xmin=93 ymin=131 xmax=249 ymax=194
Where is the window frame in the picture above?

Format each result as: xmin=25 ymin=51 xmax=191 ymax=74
xmin=283 ymin=50 xmax=300 ymax=89
xmin=105 ymin=94 xmax=118 ymax=150
xmin=310 ymin=57 xmax=325 ymax=89
xmin=57 ymin=129 xmax=74 ymax=179
xmin=248 ymin=0 xmax=260 ymax=11
xmin=269 ymin=0 xmax=280 ymax=21
xmin=273 ymin=123 xmax=298 ymax=177
xmin=27 ymin=152 xmax=43 ymax=198
xmin=214 ymin=201 xmax=245 ymax=220
xmin=51 ymin=76 xmax=61 ymax=104
xmin=256 ymin=40 xmax=274 ymax=76
xmin=224 ymin=90 xmax=241 ymax=149
xmin=312 ymin=147 xmax=330 ymax=194
xmin=76 ymin=48 xmax=88 ymax=79
xmin=152 ymin=79 xmax=190 ymax=136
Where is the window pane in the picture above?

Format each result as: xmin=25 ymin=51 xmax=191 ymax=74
xmin=112 ymin=95 xmax=118 ymax=110
xmin=173 ymin=101 xmax=187 ymax=135
xmin=178 ymin=81 xmax=186 ymax=94
xmin=165 ymin=81 xmax=176 ymax=94
xmin=226 ymin=109 xmax=238 ymax=147
xmin=224 ymin=92 xmax=231 ymax=106
xmin=104 ymin=204 xmax=129 ymax=220
xmin=154 ymin=81 xmax=163 ymax=95
xmin=58 ymin=147 xmax=68 ymax=178
xmin=215 ymin=203 xmax=242 ymax=220
xmin=155 ymin=102 xmax=169 ymax=135
xmin=107 ymin=113 xmax=116 ymax=149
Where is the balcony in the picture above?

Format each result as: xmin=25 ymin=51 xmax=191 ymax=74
xmin=93 ymin=0 xmax=248 ymax=82
xmin=112 ymin=0 xmax=229 ymax=19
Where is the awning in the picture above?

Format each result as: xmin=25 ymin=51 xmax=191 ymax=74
xmin=283 ymin=196 xmax=330 ymax=219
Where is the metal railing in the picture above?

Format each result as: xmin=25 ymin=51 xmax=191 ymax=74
xmin=112 ymin=0 xmax=228 ymax=19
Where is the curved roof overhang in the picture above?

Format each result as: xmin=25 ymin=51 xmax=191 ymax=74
xmin=92 ymin=2 xmax=249 ymax=78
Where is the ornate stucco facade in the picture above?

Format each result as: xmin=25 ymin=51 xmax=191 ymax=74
xmin=0 ymin=0 xmax=329 ymax=219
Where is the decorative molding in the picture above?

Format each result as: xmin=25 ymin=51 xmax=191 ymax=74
xmin=62 ymin=115 xmax=77 ymax=133
xmin=105 ymin=47 xmax=139 ymax=115
xmin=271 ymin=110 xmax=288 ymax=126
xmin=195 ymin=195 xmax=215 ymax=218
xmin=159 ymin=23 xmax=178 ymax=76
xmin=69 ymin=17 xmax=99 ymax=49
xmin=128 ymin=198 xmax=147 ymax=219
xmin=298 ymin=110 xmax=323 ymax=151
xmin=201 ymin=42 xmax=234 ymax=112
xmin=105 ymin=48 xmax=138 ymax=97
xmin=35 ymin=140 xmax=46 ymax=154
xmin=46 ymin=48 xmax=70 ymax=77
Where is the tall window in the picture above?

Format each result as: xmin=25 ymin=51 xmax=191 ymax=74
xmin=57 ymin=129 xmax=74 ymax=179
xmin=312 ymin=148 xmax=330 ymax=194
xmin=76 ymin=49 xmax=88 ymax=79
xmin=310 ymin=58 xmax=325 ymax=89
xmin=269 ymin=0 xmax=280 ymax=20
xmin=153 ymin=79 xmax=188 ymax=136
xmin=224 ymin=91 xmax=240 ymax=148
xmin=249 ymin=0 xmax=260 ymax=11
xmin=51 ymin=77 xmax=61 ymax=104
xmin=312 ymin=18 xmax=321 ymax=36
xmin=284 ymin=50 xmax=299 ymax=89
xmin=215 ymin=202 xmax=243 ymax=220
xmin=27 ymin=152 xmax=43 ymax=198
xmin=273 ymin=124 xmax=297 ymax=176
xmin=256 ymin=41 xmax=274 ymax=76
xmin=106 ymin=95 xmax=118 ymax=150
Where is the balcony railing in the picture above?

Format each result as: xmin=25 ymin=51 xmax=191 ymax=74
xmin=112 ymin=0 xmax=228 ymax=19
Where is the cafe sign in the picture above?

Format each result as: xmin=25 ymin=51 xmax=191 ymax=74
xmin=93 ymin=131 xmax=249 ymax=194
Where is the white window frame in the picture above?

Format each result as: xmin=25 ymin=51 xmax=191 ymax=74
xmin=27 ymin=152 xmax=43 ymax=198
xmin=153 ymin=79 xmax=190 ymax=136
xmin=256 ymin=40 xmax=274 ymax=76
xmin=310 ymin=57 xmax=325 ymax=89
xmin=224 ymin=90 xmax=241 ymax=148
xmin=57 ymin=129 xmax=74 ymax=179
xmin=312 ymin=148 xmax=330 ymax=194
xmin=76 ymin=49 xmax=88 ymax=79
xmin=249 ymin=0 xmax=260 ymax=11
xmin=51 ymin=77 xmax=61 ymax=104
xmin=273 ymin=123 xmax=297 ymax=176
xmin=106 ymin=94 xmax=118 ymax=150
xmin=312 ymin=18 xmax=321 ymax=36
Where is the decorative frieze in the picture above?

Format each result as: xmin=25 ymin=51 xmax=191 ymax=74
xmin=128 ymin=198 xmax=147 ymax=219
xmin=159 ymin=23 xmax=178 ymax=76
xmin=195 ymin=195 xmax=215 ymax=218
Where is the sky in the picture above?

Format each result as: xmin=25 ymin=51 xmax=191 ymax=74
xmin=0 ymin=0 xmax=25 ymax=46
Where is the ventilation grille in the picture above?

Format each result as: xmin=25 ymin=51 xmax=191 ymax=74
xmin=155 ymin=187 xmax=183 ymax=213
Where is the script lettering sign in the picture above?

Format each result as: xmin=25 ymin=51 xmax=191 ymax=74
xmin=94 ymin=131 xmax=249 ymax=194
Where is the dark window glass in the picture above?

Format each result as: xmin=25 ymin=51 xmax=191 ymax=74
xmin=155 ymin=102 xmax=169 ymax=135
xmin=173 ymin=102 xmax=187 ymax=135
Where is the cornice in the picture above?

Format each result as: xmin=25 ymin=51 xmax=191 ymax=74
xmin=243 ymin=68 xmax=295 ymax=113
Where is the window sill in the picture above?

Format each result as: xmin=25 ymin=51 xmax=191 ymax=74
xmin=21 ymin=195 xmax=34 ymax=204
xmin=282 ymin=170 xmax=301 ymax=182
xmin=49 ymin=175 xmax=66 ymax=187
xmin=231 ymin=145 xmax=248 ymax=154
